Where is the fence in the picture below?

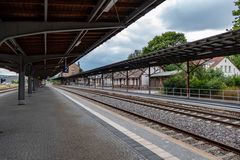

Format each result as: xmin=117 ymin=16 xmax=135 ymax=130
xmin=149 ymin=87 xmax=240 ymax=102
xmin=75 ymin=83 xmax=240 ymax=103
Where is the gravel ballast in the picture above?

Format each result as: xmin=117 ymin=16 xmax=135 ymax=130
xmin=63 ymin=88 xmax=240 ymax=151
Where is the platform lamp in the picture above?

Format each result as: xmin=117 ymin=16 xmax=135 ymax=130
xmin=63 ymin=58 xmax=69 ymax=73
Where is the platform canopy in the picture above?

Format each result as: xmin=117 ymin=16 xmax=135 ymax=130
xmin=68 ymin=29 xmax=240 ymax=77
xmin=0 ymin=0 xmax=165 ymax=79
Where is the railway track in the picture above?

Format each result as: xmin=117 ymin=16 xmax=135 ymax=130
xmin=0 ymin=88 xmax=17 ymax=94
xmin=63 ymin=86 xmax=240 ymax=128
xmin=56 ymin=85 xmax=240 ymax=159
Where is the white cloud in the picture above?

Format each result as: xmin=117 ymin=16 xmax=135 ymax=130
xmin=79 ymin=0 xmax=234 ymax=71
xmin=0 ymin=68 xmax=17 ymax=76
xmin=185 ymin=29 xmax=227 ymax=42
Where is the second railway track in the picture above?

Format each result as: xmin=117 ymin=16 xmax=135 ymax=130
xmin=63 ymin=86 xmax=240 ymax=127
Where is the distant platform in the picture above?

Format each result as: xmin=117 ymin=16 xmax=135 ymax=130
xmin=68 ymin=85 xmax=240 ymax=112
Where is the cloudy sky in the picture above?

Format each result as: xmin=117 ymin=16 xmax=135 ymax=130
xmin=78 ymin=0 xmax=236 ymax=71
xmin=0 ymin=0 xmax=236 ymax=75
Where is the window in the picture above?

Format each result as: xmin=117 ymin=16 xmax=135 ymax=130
xmin=225 ymin=66 xmax=227 ymax=72
xmin=225 ymin=59 xmax=227 ymax=63
xmin=221 ymin=65 xmax=223 ymax=71
xmin=229 ymin=66 xmax=231 ymax=73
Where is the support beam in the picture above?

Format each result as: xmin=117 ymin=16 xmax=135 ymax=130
xmin=0 ymin=54 xmax=21 ymax=62
xmin=32 ymin=78 xmax=36 ymax=92
xmin=44 ymin=33 xmax=47 ymax=70
xmin=27 ymin=65 xmax=32 ymax=95
xmin=124 ymin=0 xmax=164 ymax=24
xmin=101 ymin=73 xmax=104 ymax=89
xmin=186 ymin=60 xmax=190 ymax=98
xmin=88 ymin=77 xmax=90 ymax=87
xmin=126 ymin=70 xmax=129 ymax=92
xmin=9 ymin=39 xmax=26 ymax=55
xmin=28 ymin=76 xmax=32 ymax=95
xmin=4 ymin=41 xmax=18 ymax=54
xmin=74 ymin=29 xmax=119 ymax=63
xmin=0 ymin=22 xmax=125 ymax=44
xmin=18 ymin=57 xmax=25 ymax=105
xmin=0 ymin=53 xmax=80 ymax=64
xmin=111 ymin=72 xmax=114 ymax=90
xmin=44 ymin=0 xmax=48 ymax=76
xmin=44 ymin=0 xmax=48 ymax=22
xmin=148 ymin=66 xmax=151 ymax=94
xmin=24 ymin=54 xmax=79 ymax=63
xmin=65 ymin=0 xmax=107 ymax=64
xmin=94 ymin=76 xmax=96 ymax=88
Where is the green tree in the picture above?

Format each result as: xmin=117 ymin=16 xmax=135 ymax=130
xmin=164 ymin=67 xmax=227 ymax=90
xmin=142 ymin=31 xmax=187 ymax=55
xmin=224 ymin=76 xmax=240 ymax=87
xmin=232 ymin=0 xmax=240 ymax=30
xmin=190 ymin=67 xmax=226 ymax=89
xmin=163 ymin=63 xmax=184 ymax=71
xmin=128 ymin=50 xmax=141 ymax=59
xmin=228 ymin=55 xmax=240 ymax=69
xmin=163 ymin=72 xmax=186 ymax=88
xmin=11 ymin=80 xmax=18 ymax=84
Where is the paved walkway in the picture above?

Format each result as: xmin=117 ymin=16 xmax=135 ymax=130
xmin=0 ymin=87 xmax=144 ymax=160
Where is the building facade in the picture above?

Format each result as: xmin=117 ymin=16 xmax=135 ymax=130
xmin=203 ymin=57 xmax=240 ymax=76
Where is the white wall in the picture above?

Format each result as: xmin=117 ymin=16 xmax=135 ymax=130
xmin=215 ymin=57 xmax=240 ymax=76
xmin=141 ymin=67 xmax=162 ymax=86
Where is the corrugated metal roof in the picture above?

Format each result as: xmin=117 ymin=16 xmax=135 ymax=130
xmin=151 ymin=70 xmax=180 ymax=77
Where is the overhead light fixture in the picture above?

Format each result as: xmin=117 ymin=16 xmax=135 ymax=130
xmin=198 ymin=51 xmax=212 ymax=56
xmin=103 ymin=0 xmax=118 ymax=12
xmin=75 ymin=40 xmax=81 ymax=47
xmin=149 ymin=61 xmax=157 ymax=64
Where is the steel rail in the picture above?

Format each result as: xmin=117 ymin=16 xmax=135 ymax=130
xmin=56 ymin=85 xmax=240 ymax=155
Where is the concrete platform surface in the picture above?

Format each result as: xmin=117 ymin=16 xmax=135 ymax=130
xmin=0 ymin=86 xmax=220 ymax=160
xmin=0 ymin=87 xmax=146 ymax=160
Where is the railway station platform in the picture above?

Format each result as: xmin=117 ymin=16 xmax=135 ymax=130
xmin=69 ymin=85 xmax=240 ymax=112
xmin=0 ymin=86 xmax=219 ymax=160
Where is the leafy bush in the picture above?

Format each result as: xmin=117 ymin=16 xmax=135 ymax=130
xmin=163 ymin=67 xmax=227 ymax=90
xmin=163 ymin=73 xmax=186 ymax=88
xmin=224 ymin=76 xmax=240 ymax=87
xmin=11 ymin=80 xmax=18 ymax=84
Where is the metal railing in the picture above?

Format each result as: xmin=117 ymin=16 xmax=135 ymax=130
xmin=149 ymin=87 xmax=240 ymax=102
xmin=75 ymin=83 xmax=240 ymax=103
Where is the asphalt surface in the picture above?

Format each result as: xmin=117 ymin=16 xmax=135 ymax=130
xmin=0 ymin=87 xmax=145 ymax=160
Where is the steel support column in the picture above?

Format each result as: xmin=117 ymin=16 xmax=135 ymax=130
xmin=94 ymin=76 xmax=96 ymax=88
xmin=126 ymin=70 xmax=129 ymax=92
xmin=83 ymin=77 xmax=86 ymax=86
xmin=28 ymin=65 xmax=33 ymax=95
xmin=186 ymin=60 xmax=190 ymax=98
xmin=148 ymin=66 xmax=151 ymax=94
xmin=28 ymin=76 xmax=32 ymax=95
xmin=111 ymin=72 xmax=114 ymax=90
xmin=18 ymin=57 xmax=25 ymax=105
xmin=101 ymin=73 xmax=104 ymax=89
xmin=32 ymin=78 xmax=36 ymax=92
xmin=87 ymin=77 xmax=91 ymax=88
